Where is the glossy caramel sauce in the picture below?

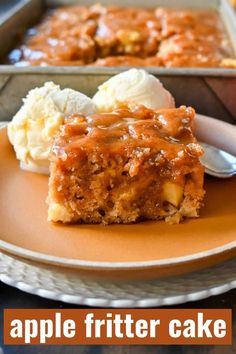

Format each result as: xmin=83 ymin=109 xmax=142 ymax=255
xmin=52 ymin=105 xmax=202 ymax=181
xmin=8 ymin=5 xmax=235 ymax=67
xmin=48 ymin=104 xmax=205 ymax=225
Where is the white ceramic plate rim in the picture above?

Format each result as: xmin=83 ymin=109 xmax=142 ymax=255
xmin=1 ymin=123 xmax=236 ymax=270
xmin=1 ymin=251 xmax=236 ymax=307
xmin=0 ymin=239 xmax=235 ymax=270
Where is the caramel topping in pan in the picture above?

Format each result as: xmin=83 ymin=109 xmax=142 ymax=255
xmin=9 ymin=5 xmax=235 ymax=68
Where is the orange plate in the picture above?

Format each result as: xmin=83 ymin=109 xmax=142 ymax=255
xmin=0 ymin=127 xmax=236 ymax=280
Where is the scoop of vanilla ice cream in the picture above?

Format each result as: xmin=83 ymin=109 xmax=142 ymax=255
xmin=92 ymin=69 xmax=175 ymax=112
xmin=8 ymin=82 xmax=97 ymax=174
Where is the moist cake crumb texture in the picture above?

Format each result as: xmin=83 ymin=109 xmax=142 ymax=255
xmin=47 ymin=104 xmax=205 ymax=224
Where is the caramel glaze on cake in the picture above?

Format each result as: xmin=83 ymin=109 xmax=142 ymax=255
xmin=9 ymin=4 xmax=236 ymax=68
xmin=47 ymin=104 xmax=205 ymax=225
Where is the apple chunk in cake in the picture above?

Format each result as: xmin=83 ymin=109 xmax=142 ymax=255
xmin=47 ymin=104 xmax=205 ymax=224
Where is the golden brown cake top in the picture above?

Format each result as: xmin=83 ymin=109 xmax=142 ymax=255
xmin=51 ymin=105 xmax=203 ymax=178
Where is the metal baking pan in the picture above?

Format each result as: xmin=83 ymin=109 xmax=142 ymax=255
xmin=0 ymin=0 xmax=235 ymax=122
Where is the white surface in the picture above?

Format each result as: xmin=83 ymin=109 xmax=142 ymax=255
xmin=0 ymin=252 xmax=236 ymax=307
